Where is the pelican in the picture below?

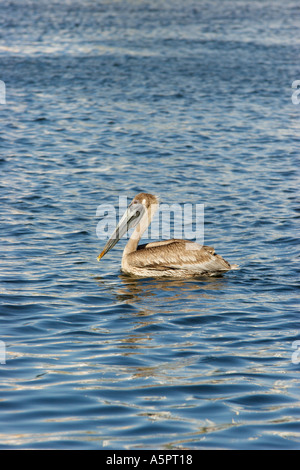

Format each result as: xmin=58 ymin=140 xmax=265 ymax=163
xmin=97 ymin=193 xmax=238 ymax=278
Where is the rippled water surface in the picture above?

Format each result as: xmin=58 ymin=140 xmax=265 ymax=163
xmin=0 ymin=0 xmax=300 ymax=449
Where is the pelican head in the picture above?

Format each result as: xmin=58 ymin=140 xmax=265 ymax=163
xmin=97 ymin=193 xmax=159 ymax=261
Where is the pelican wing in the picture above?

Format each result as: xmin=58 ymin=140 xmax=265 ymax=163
xmin=129 ymin=240 xmax=231 ymax=274
xmin=138 ymin=239 xmax=186 ymax=249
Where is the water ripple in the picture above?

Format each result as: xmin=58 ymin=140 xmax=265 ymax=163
xmin=0 ymin=0 xmax=299 ymax=450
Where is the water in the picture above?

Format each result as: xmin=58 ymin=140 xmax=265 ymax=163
xmin=0 ymin=0 xmax=300 ymax=450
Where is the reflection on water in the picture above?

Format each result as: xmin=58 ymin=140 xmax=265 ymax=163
xmin=96 ymin=273 xmax=228 ymax=308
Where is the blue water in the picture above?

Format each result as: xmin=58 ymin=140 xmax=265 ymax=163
xmin=0 ymin=0 xmax=300 ymax=449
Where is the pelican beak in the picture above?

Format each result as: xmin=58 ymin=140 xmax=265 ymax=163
xmin=97 ymin=248 xmax=109 ymax=261
xmin=97 ymin=202 xmax=144 ymax=261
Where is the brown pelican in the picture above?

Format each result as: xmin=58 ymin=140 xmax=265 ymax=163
xmin=97 ymin=193 xmax=238 ymax=278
